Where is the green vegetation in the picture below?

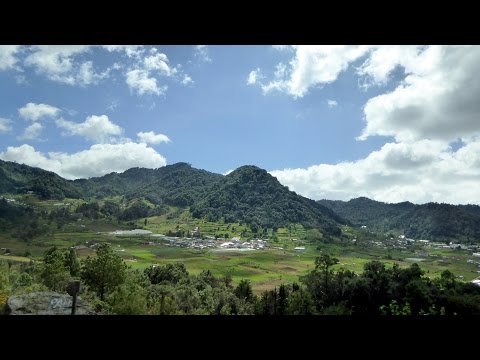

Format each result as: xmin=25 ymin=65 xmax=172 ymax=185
xmin=74 ymin=162 xmax=223 ymax=206
xmin=81 ymin=243 xmax=128 ymax=300
xmin=0 ymin=159 xmax=81 ymax=200
xmin=190 ymin=165 xmax=344 ymax=233
xmin=2 ymin=247 xmax=479 ymax=315
xmin=1 ymin=160 xmax=480 ymax=315
xmin=320 ymin=197 xmax=480 ymax=242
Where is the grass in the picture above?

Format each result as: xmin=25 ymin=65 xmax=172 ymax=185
xmin=2 ymin=195 xmax=480 ymax=293
xmin=0 ymin=254 xmax=31 ymax=263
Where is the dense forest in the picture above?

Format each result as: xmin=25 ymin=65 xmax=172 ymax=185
xmin=0 ymin=160 xmax=81 ymax=200
xmin=319 ymin=197 xmax=480 ymax=242
xmin=0 ymin=161 xmax=344 ymax=235
xmin=74 ymin=162 xmax=223 ymax=206
xmin=190 ymin=166 xmax=344 ymax=233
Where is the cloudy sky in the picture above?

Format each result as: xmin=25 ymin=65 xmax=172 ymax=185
xmin=1 ymin=45 xmax=479 ymax=205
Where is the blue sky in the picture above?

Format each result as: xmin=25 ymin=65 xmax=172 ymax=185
xmin=1 ymin=45 xmax=480 ymax=204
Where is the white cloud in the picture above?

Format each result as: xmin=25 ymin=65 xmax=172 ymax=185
xmin=103 ymin=45 xmax=144 ymax=58
xmin=356 ymin=45 xmax=422 ymax=88
xmin=247 ymin=68 xmax=262 ymax=85
xmin=0 ymin=142 xmax=167 ymax=179
xmin=24 ymin=45 xmax=92 ymax=85
xmin=253 ymin=45 xmax=480 ymax=145
xmin=194 ymin=45 xmax=212 ymax=63
xmin=18 ymin=103 xmax=60 ymax=122
xmin=254 ymin=45 xmax=372 ymax=98
xmin=270 ymin=139 xmax=480 ymax=204
xmin=144 ymin=52 xmax=176 ymax=76
xmin=0 ymin=45 xmax=20 ymax=70
xmin=77 ymin=61 xmax=110 ymax=85
xmin=0 ymin=118 xmax=12 ymax=133
xmin=124 ymin=50 xmax=189 ymax=96
xmin=137 ymin=131 xmax=170 ymax=145
xmin=358 ymin=45 xmax=480 ymax=143
xmin=327 ymin=99 xmax=338 ymax=108
xmin=126 ymin=69 xmax=166 ymax=96
xmin=18 ymin=122 xmax=43 ymax=140
xmin=56 ymin=115 xmax=123 ymax=143
xmin=181 ymin=74 xmax=193 ymax=85
xmin=253 ymin=45 xmax=480 ymax=205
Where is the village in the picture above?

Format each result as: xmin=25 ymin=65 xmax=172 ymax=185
xmin=96 ymin=227 xmax=273 ymax=251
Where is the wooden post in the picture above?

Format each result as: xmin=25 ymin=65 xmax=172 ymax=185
xmin=67 ymin=280 xmax=81 ymax=315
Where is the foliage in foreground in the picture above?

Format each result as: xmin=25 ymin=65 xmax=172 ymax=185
xmin=1 ymin=246 xmax=480 ymax=315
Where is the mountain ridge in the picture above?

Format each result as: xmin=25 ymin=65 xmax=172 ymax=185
xmin=3 ymin=159 xmax=480 ymax=241
xmin=319 ymin=197 xmax=480 ymax=242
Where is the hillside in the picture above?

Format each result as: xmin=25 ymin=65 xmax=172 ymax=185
xmin=190 ymin=165 xmax=345 ymax=233
xmin=74 ymin=162 xmax=223 ymax=206
xmin=126 ymin=163 xmax=223 ymax=206
xmin=1 ymin=161 xmax=345 ymax=234
xmin=4 ymin=159 xmax=480 ymax=242
xmin=0 ymin=160 xmax=81 ymax=200
xmin=319 ymin=197 xmax=480 ymax=242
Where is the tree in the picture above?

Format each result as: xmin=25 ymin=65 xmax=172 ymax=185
xmin=315 ymin=253 xmax=339 ymax=297
xmin=144 ymin=263 xmax=189 ymax=285
xmin=287 ymin=288 xmax=316 ymax=315
xmin=110 ymin=270 xmax=148 ymax=315
xmin=278 ymin=284 xmax=288 ymax=315
xmin=65 ymin=248 xmax=80 ymax=277
xmin=81 ymin=243 xmax=127 ymax=300
xmin=234 ymin=279 xmax=253 ymax=302
xmin=305 ymin=229 xmax=323 ymax=242
xmin=41 ymin=247 xmax=71 ymax=291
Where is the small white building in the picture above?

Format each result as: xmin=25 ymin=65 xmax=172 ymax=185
xmin=294 ymin=247 xmax=306 ymax=252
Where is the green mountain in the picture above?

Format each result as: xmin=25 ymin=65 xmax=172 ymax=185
xmin=74 ymin=162 xmax=223 ymax=206
xmin=5 ymin=159 xmax=480 ymax=242
xmin=76 ymin=163 xmax=345 ymax=233
xmin=190 ymin=165 xmax=345 ymax=233
xmin=319 ymin=197 xmax=480 ymax=242
xmin=0 ymin=159 xmax=81 ymax=200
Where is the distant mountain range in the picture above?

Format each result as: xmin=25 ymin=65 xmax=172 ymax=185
xmin=2 ymin=159 xmax=480 ymax=241
xmin=319 ymin=197 xmax=480 ymax=242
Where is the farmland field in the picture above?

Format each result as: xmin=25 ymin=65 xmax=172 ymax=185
xmin=1 ymin=197 xmax=480 ymax=294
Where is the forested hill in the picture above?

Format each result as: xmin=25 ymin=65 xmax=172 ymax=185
xmin=123 ymin=163 xmax=224 ymax=206
xmin=0 ymin=159 xmax=81 ymax=200
xmin=0 ymin=160 xmax=345 ymax=233
xmin=8 ymin=159 xmax=480 ymax=241
xmin=190 ymin=165 xmax=345 ymax=233
xmin=319 ymin=197 xmax=480 ymax=242
xmin=318 ymin=197 xmax=415 ymax=231
xmin=74 ymin=162 xmax=223 ymax=206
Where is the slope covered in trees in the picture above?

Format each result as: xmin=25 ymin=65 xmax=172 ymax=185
xmin=190 ymin=165 xmax=345 ymax=233
xmin=0 ymin=160 xmax=81 ymax=200
xmin=319 ymin=197 xmax=480 ymax=242
xmin=74 ymin=162 xmax=223 ymax=206
xmin=4 ymin=158 xmax=480 ymax=241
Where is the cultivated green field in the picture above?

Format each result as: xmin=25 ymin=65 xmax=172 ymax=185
xmin=2 ymin=195 xmax=480 ymax=294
